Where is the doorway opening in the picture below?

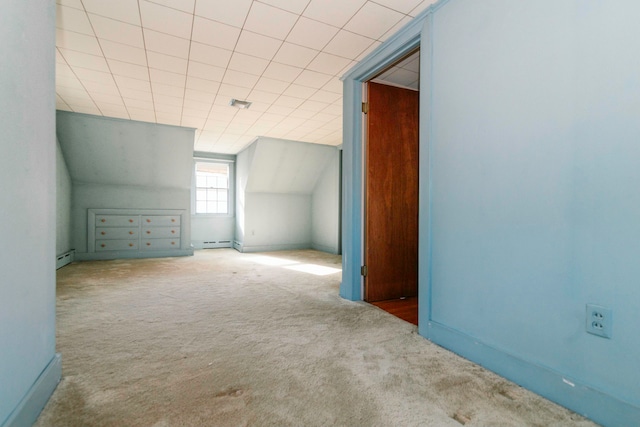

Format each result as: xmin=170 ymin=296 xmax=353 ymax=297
xmin=363 ymin=49 xmax=420 ymax=326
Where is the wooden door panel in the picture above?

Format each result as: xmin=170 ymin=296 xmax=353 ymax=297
xmin=365 ymin=82 xmax=419 ymax=302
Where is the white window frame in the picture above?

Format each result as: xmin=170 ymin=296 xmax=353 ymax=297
xmin=192 ymin=158 xmax=235 ymax=217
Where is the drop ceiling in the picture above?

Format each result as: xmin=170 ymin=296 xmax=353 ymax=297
xmin=56 ymin=0 xmax=432 ymax=154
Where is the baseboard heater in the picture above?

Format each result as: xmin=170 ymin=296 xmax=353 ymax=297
xmin=202 ymin=240 xmax=232 ymax=249
xmin=56 ymin=249 xmax=75 ymax=269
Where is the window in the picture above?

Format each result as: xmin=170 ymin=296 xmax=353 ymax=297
xmin=195 ymin=162 xmax=230 ymax=214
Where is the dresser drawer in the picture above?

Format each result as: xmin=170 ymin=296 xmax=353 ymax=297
xmin=141 ymin=215 xmax=180 ymax=227
xmin=96 ymin=239 xmax=138 ymax=251
xmin=96 ymin=215 xmax=139 ymax=227
xmin=140 ymin=238 xmax=180 ymax=250
xmin=140 ymin=227 xmax=180 ymax=238
xmin=96 ymin=227 xmax=139 ymax=240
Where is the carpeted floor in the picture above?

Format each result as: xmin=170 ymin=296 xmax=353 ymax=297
xmin=36 ymin=249 xmax=598 ymax=426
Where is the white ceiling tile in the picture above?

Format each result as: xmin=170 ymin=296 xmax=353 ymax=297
xmin=72 ymin=68 xmax=113 ymax=84
xmin=273 ymin=42 xmax=318 ymax=68
xmin=223 ymin=70 xmax=260 ymax=89
xmin=61 ymin=95 xmax=98 ymax=108
xmin=114 ymin=75 xmax=151 ymax=91
xmin=380 ymin=16 xmax=412 ymax=41
xmin=186 ymin=76 xmax=221 ymax=94
xmin=247 ymin=90 xmax=279 ymax=104
xmin=217 ymin=84 xmax=251 ymax=99
xmin=282 ymin=84 xmax=316 ymax=99
xmin=91 ymin=91 xmax=125 ymax=104
xmin=56 ymin=98 xmax=72 ymax=111
xmin=306 ymin=52 xmax=351 ymax=75
xmin=187 ymin=61 xmax=225 ymax=82
xmin=82 ymin=0 xmax=141 ymax=25
xmin=58 ymin=48 xmax=110 ymax=72
xmin=344 ymin=2 xmax=404 ymax=40
xmin=121 ymin=88 xmax=153 ymax=102
xmin=89 ymin=14 xmax=144 ymax=48
xmin=56 ymin=62 xmax=75 ymax=79
xmin=194 ymin=0 xmax=252 ymax=28
xmin=189 ymin=42 xmax=233 ymax=68
xmin=253 ymin=77 xmax=290 ymax=94
xmin=303 ymin=0 xmax=366 ymax=27
xmin=286 ymin=17 xmax=339 ymax=51
xmin=288 ymin=108 xmax=317 ymax=119
xmin=57 ymin=5 xmax=94 ymax=34
xmin=146 ymin=0 xmax=195 ymax=13
xmin=149 ymin=68 xmax=186 ymax=87
xmin=143 ymin=29 xmax=190 ymax=58
xmin=154 ymin=94 xmax=184 ymax=107
xmin=323 ymin=30 xmax=375 ymax=59
xmin=273 ymin=95 xmax=304 ymax=108
xmin=57 ymin=86 xmax=90 ymax=99
xmin=308 ymin=90 xmax=340 ymax=104
xmin=293 ymin=69 xmax=332 ymax=89
xmin=71 ymin=105 xmax=103 ymax=115
xmin=235 ymin=31 xmax=282 ymax=60
xmin=266 ymin=105 xmax=295 ymax=116
xmin=124 ymin=98 xmax=154 ymax=109
xmin=184 ymin=88 xmax=215 ymax=103
xmin=56 ymin=74 xmax=85 ymax=90
xmin=147 ymin=51 xmax=188 ymax=74
xmin=356 ymin=40 xmax=382 ymax=60
xmin=139 ymin=1 xmax=193 ymax=39
xmin=192 ymin=17 xmax=241 ymax=51
xmin=244 ymin=2 xmax=297 ymax=40
xmin=108 ymin=59 xmax=150 ymax=81
xmin=258 ymin=0 xmax=310 ymax=14
xmin=83 ymin=80 xmax=119 ymax=96
xmin=409 ymin=0 xmax=438 ymax=16
xmin=228 ymin=53 xmax=270 ymax=76
xmin=56 ymin=29 xmax=102 ymax=55
xmin=97 ymin=106 xmax=130 ymax=119
xmin=99 ymin=39 xmax=146 ymax=66
xmin=298 ymin=99 xmax=329 ymax=112
xmin=152 ymin=82 xmax=185 ymax=97
xmin=183 ymin=107 xmax=210 ymax=120
xmin=373 ymin=0 xmax=423 ymax=14
xmin=182 ymin=98 xmax=212 ymax=112
xmin=262 ymin=63 xmax=303 ymax=83
xmin=181 ymin=116 xmax=207 ymax=128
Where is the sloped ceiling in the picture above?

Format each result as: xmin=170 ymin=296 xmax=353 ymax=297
xmin=245 ymin=138 xmax=336 ymax=194
xmin=55 ymin=0 xmax=434 ymax=154
xmin=57 ymin=111 xmax=194 ymax=189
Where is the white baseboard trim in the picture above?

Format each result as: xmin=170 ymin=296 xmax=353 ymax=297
xmin=55 ymin=250 xmax=75 ymax=269
xmin=239 ymin=243 xmax=310 ymax=253
xmin=2 ymin=353 xmax=61 ymax=427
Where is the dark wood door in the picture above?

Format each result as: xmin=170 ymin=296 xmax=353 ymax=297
xmin=364 ymin=81 xmax=419 ymax=302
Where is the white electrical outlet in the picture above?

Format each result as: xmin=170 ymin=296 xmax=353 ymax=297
xmin=586 ymin=304 xmax=612 ymax=339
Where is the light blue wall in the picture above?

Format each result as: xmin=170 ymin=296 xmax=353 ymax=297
xmin=56 ymin=112 xmax=195 ymax=258
xmin=312 ymin=150 xmax=341 ymax=254
xmin=0 ymin=0 xmax=60 ymax=425
xmin=56 ymin=138 xmax=72 ymax=256
xmin=341 ymin=1 xmax=640 ymax=425
xmin=235 ymin=137 xmax=339 ymax=253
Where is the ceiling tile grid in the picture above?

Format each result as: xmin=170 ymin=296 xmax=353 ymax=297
xmin=55 ymin=0 xmax=436 ymax=154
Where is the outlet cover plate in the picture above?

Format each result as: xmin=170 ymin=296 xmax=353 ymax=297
xmin=586 ymin=304 xmax=612 ymax=339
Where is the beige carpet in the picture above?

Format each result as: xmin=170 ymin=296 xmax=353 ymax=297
xmin=36 ymin=249 xmax=598 ymax=427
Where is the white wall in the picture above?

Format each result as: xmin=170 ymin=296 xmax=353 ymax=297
xmin=0 ymin=0 xmax=60 ymax=425
xmin=56 ymin=112 xmax=195 ymax=258
xmin=190 ymin=216 xmax=235 ymax=248
xmin=311 ymin=151 xmax=340 ymax=254
xmin=56 ymin=138 xmax=72 ymax=256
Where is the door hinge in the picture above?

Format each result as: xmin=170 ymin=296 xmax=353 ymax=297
xmin=361 ymin=265 xmax=368 ymax=277
xmin=361 ymin=102 xmax=369 ymax=114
